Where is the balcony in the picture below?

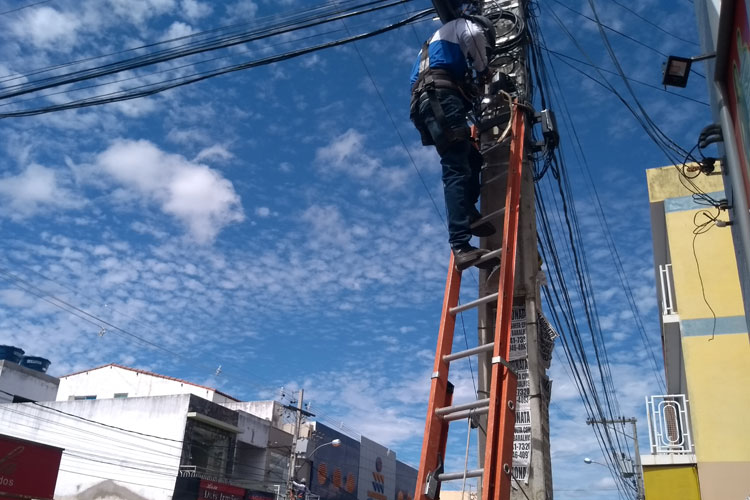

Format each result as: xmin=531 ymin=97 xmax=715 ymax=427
xmin=659 ymin=264 xmax=678 ymax=323
xmin=178 ymin=464 xmax=225 ymax=482
xmin=645 ymin=394 xmax=693 ymax=455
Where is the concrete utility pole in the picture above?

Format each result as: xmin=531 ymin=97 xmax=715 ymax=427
xmin=287 ymin=389 xmax=304 ymax=500
xmin=586 ymin=417 xmax=645 ymax=500
xmin=473 ymin=1 xmax=553 ymax=499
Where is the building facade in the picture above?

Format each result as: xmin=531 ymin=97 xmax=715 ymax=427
xmin=694 ymin=0 xmax=750 ymax=332
xmin=644 ymin=165 xmax=750 ymax=500
xmin=295 ymin=422 xmax=416 ymax=500
xmin=0 ymin=363 xmax=417 ymax=500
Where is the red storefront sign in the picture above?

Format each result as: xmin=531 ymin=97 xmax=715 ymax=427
xmin=198 ymin=480 xmax=245 ymax=500
xmin=0 ymin=434 xmax=63 ymax=500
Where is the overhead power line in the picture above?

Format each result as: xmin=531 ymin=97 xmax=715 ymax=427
xmin=0 ymin=0 xmax=431 ymax=118
xmin=609 ymin=0 xmax=699 ymax=46
xmin=544 ymin=48 xmax=709 ymax=107
xmin=0 ymin=0 xmax=53 ymax=16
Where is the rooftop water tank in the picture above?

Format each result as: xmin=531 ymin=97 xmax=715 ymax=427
xmin=0 ymin=345 xmax=24 ymax=364
xmin=20 ymin=356 xmax=51 ymax=373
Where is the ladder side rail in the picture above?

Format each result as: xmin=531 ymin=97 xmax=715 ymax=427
xmin=414 ymin=255 xmax=462 ymax=500
xmin=481 ymin=108 xmax=525 ymax=500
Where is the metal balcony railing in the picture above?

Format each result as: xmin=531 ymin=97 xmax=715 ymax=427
xmin=645 ymin=394 xmax=693 ymax=454
xmin=178 ymin=464 xmax=224 ymax=482
xmin=659 ymin=264 xmax=677 ymax=318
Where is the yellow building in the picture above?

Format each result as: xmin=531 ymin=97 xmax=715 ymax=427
xmin=644 ymin=165 xmax=750 ymax=500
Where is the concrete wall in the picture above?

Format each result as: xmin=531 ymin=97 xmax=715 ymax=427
xmin=643 ymin=465 xmax=700 ymax=500
xmin=0 ymin=360 xmax=59 ymax=403
xmin=57 ymin=364 xmax=235 ymax=403
xmin=224 ymin=401 xmax=284 ymax=428
xmin=0 ymin=394 xmax=191 ymax=500
xmin=647 ymin=165 xmax=750 ymax=500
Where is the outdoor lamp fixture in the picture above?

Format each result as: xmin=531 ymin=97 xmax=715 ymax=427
xmin=662 ymin=53 xmax=716 ymax=88
xmin=583 ymin=457 xmax=605 ymax=466
xmin=307 ymin=439 xmax=342 ymax=459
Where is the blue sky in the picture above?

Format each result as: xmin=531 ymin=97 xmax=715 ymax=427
xmin=0 ymin=0 xmax=710 ymax=499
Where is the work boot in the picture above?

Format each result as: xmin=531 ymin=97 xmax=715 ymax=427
xmin=453 ymin=245 xmax=490 ymax=271
xmin=470 ymin=215 xmax=496 ymax=237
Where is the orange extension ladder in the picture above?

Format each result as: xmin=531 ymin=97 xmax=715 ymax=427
xmin=413 ymin=107 xmax=525 ymax=500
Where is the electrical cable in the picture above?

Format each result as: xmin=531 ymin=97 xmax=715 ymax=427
xmin=549 ymin=0 xmax=704 ymax=79
xmin=545 ymin=48 xmax=709 ymax=107
xmin=539 ymin=38 xmax=667 ymax=391
xmin=692 ymin=209 xmax=720 ymax=340
xmin=0 ymin=9 xmax=433 ymax=118
xmin=0 ymin=0 xmax=52 ymax=16
xmin=609 ymin=0 xmax=700 ymax=46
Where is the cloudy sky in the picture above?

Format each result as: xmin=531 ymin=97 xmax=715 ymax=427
xmin=0 ymin=0 xmax=709 ymax=499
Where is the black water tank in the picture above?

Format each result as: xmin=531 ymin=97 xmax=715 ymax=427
xmin=20 ymin=356 xmax=51 ymax=373
xmin=0 ymin=345 xmax=24 ymax=363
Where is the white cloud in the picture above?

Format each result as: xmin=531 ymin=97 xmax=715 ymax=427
xmin=225 ymin=0 xmax=258 ymax=20
xmin=315 ymin=130 xmax=414 ymax=191
xmin=255 ymin=206 xmax=270 ymax=217
xmin=316 ymin=129 xmax=379 ymax=179
xmin=181 ymin=0 xmax=212 ymax=19
xmin=0 ymin=164 xmax=82 ymax=218
xmin=104 ymin=0 xmax=177 ymax=24
xmin=162 ymin=21 xmax=194 ymax=41
xmin=14 ymin=7 xmax=81 ymax=49
xmin=95 ymin=139 xmax=245 ymax=243
xmin=194 ymin=145 xmax=234 ymax=163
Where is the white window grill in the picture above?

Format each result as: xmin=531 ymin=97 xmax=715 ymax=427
xmin=645 ymin=394 xmax=693 ymax=454
xmin=659 ymin=264 xmax=677 ymax=317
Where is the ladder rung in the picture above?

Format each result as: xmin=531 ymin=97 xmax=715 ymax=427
xmin=481 ymin=171 xmax=508 ymax=187
xmin=442 ymin=406 xmax=489 ymax=422
xmin=443 ymin=342 xmax=495 ymax=363
xmin=470 ymin=208 xmax=506 ymax=228
xmin=474 ymin=248 xmax=502 ymax=266
xmin=435 ymin=398 xmax=489 ymax=417
xmin=450 ymin=292 xmax=498 ymax=315
xmin=437 ymin=469 xmax=483 ymax=482
xmin=481 ymin=138 xmax=510 ymax=156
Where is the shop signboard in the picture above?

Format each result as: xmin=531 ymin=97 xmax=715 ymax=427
xmin=726 ymin=0 xmax=750 ymax=209
xmin=357 ymin=437 xmax=395 ymax=500
xmin=0 ymin=433 xmax=63 ymax=500
xmin=198 ymin=480 xmax=245 ymax=500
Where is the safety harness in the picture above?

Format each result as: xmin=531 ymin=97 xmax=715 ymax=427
xmin=409 ymin=40 xmax=471 ymax=150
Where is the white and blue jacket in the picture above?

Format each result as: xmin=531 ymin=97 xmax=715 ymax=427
xmin=409 ymin=17 xmax=490 ymax=90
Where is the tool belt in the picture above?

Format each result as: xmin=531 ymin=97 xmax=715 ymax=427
xmin=410 ymin=42 xmax=472 ymax=152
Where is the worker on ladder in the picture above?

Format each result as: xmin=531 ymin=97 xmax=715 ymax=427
xmin=409 ymin=4 xmax=496 ymax=270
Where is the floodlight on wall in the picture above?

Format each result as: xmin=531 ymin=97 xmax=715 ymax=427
xmin=662 ymin=53 xmax=716 ymax=88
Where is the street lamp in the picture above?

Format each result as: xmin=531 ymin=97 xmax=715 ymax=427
xmin=583 ymin=457 xmax=605 ymax=466
xmin=291 ymin=439 xmax=342 ymax=500
xmin=661 ymin=53 xmax=716 ymax=87
xmin=307 ymin=439 xmax=342 ymax=458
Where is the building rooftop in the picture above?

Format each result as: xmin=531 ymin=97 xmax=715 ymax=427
xmin=61 ymin=363 xmax=239 ymax=402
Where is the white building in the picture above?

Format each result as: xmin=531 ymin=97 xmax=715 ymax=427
xmin=57 ymin=363 xmax=239 ymax=404
xmin=0 ymin=359 xmax=59 ymax=404
xmin=0 ymin=363 xmax=417 ymax=500
xmin=0 ymin=364 xmax=293 ymax=500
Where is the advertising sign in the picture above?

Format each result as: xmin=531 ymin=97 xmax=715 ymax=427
xmin=357 ymin=437 xmax=395 ymax=500
xmin=198 ymin=480 xmax=245 ymax=500
xmin=726 ymin=0 xmax=750 ymax=208
xmin=0 ymin=433 xmax=62 ymax=500
xmin=309 ymin=423 xmax=360 ymax=500
xmin=509 ymin=306 xmax=531 ymax=483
